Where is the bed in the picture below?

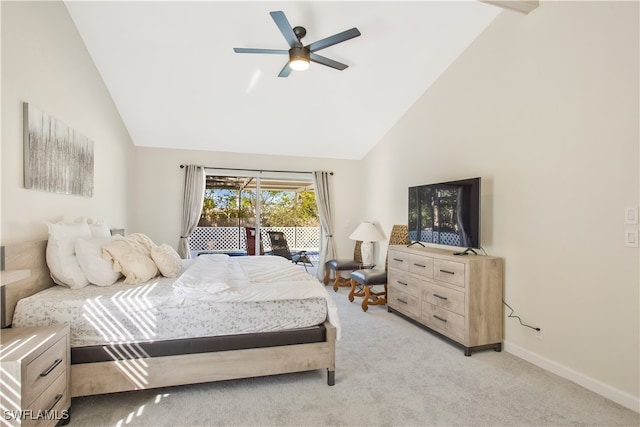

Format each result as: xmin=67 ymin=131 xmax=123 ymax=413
xmin=1 ymin=239 xmax=338 ymax=398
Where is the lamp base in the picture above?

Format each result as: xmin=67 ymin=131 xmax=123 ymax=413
xmin=360 ymin=241 xmax=374 ymax=267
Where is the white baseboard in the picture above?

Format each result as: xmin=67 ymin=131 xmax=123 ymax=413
xmin=504 ymin=341 xmax=640 ymax=413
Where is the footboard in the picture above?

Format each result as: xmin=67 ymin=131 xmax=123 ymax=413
xmin=70 ymin=320 xmax=337 ymax=396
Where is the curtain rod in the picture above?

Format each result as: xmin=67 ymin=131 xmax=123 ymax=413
xmin=179 ymin=165 xmax=333 ymax=175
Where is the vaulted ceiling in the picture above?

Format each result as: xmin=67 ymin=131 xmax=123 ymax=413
xmin=65 ymin=1 xmax=503 ymax=160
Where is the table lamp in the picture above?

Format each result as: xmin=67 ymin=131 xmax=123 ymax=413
xmin=349 ymin=222 xmax=385 ymax=267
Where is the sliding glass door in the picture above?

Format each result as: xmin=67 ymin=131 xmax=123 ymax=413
xmin=190 ymin=171 xmax=319 ymax=259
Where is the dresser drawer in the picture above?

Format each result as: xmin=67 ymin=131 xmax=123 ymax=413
xmin=433 ymin=259 xmax=465 ymax=287
xmin=388 ymin=252 xmax=410 ymax=271
xmin=409 ymin=254 xmax=433 ymax=277
xmin=423 ymin=281 xmax=465 ymax=316
xmin=389 ymin=289 xmax=420 ymax=318
xmin=422 ymin=303 xmax=465 ymax=341
xmin=388 ymin=269 xmax=423 ymax=298
xmin=25 ymin=335 xmax=67 ymax=406
xmin=25 ymin=371 xmax=68 ymax=427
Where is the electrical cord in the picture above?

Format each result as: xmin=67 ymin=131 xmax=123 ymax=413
xmin=479 ymin=248 xmax=540 ymax=332
xmin=503 ymin=300 xmax=541 ymax=331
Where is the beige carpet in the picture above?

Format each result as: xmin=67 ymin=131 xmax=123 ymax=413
xmin=66 ymin=286 xmax=639 ymax=427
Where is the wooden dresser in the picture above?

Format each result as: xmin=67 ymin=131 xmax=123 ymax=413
xmin=0 ymin=324 xmax=71 ymax=426
xmin=387 ymin=245 xmax=503 ymax=356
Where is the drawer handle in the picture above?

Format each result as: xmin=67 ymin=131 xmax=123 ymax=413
xmin=393 ymin=258 xmax=404 ymax=262
xmin=439 ymin=269 xmax=455 ymax=275
xmin=46 ymin=393 xmax=63 ymax=412
xmin=397 ymin=298 xmax=408 ymax=304
xmin=433 ymin=293 xmax=448 ymax=301
xmin=433 ymin=315 xmax=448 ymax=323
xmin=40 ymin=358 xmax=63 ymax=377
xmin=397 ymin=280 xmax=408 ymax=286
xmin=414 ymin=263 xmax=426 ymax=268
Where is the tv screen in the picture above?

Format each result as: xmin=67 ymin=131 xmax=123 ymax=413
xmin=408 ymin=177 xmax=481 ymax=250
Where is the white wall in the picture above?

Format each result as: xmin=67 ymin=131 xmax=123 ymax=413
xmin=129 ymin=147 xmax=363 ymax=255
xmin=363 ymin=1 xmax=639 ymax=410
xmin=1 ymin=1 xmax=134 ymax=245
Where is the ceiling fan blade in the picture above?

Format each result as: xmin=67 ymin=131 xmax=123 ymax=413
xmin=310 ymin=53 xmax=348 ymax=71
xmin=233 ymin=48 xmax=288 ymax=55
xmin=270 ymin=11 xmax=299 ymax=48
xmin=278 ymin=62 xmax=292 ymax=78
xmin=307 ymin=28 xmax=361 ymax=52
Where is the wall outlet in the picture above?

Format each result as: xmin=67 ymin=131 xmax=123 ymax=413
xmin=625 ymin=229 xmax=639 ymax=247
xmin=625 ymin=206 xmax=639 ymax=224
xmin=535 ymin=327 xmax=543 ymax=340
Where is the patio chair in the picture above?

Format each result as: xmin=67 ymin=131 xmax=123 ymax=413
xmin=267 ymin=231 xmax=313 ymax=271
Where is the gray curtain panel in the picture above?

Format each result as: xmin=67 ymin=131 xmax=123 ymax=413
xmin=178 ymin=165 xmax=206 ymax=258
xmin=312 ymin=171 xmax=337 ymax=282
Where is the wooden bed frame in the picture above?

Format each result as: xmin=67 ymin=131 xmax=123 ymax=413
xmin=1 ymin=240 xmax=336 ymax=397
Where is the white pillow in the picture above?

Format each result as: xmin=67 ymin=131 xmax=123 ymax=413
xmin=151 ymin=244 xmax=182 ymax=278
xmin=45 ymin=220 xmax=92 ymax=289
xmin=89 ymin=220 xmax=111 ymax=238
xmin=75 ymin=236 xmax=123 ymax=286
xmin=102 ymin=238 xmax=158 ymax=285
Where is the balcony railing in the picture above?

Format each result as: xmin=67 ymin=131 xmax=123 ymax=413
xmin=189 ymin=226 xmax=320 ymax=256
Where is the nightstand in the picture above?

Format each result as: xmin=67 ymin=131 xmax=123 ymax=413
xmin=1 ymin=324 xmax=71 ymax=426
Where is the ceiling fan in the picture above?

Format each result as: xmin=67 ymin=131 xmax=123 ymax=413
xmin=233 ymin=11 xmax=361 ymax=78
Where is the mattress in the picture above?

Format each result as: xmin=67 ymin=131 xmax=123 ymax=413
xmin=12 ymin=255 xmax=338 ymax=348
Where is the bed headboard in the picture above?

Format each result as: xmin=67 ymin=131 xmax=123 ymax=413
xmin=1 ymin=240 xmax=54 ymax=328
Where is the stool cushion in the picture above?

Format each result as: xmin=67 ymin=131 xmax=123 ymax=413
xmin=325 ymin=259 xmax=361 ymax=271
xmin=350 ymin=269 xmax=387 ymax=286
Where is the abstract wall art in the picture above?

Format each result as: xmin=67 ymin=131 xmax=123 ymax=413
xmin=23 ymin=102 xmax=94 ymax=197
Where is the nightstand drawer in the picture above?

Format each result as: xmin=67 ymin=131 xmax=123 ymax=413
xmin=423 ymin=281 xmax=465 ymax=316
xmin=433 ymin=259 xmax=465 ymax=287
xmin=1 ymin=324 xmax=70 ymax=426
xmin=25 ymin=336 xmax=67 ymax=406
xmin=422 ymin=303 xmax=465 ymax=341
xmin=25 ymin=372 xmax=67 ymax=427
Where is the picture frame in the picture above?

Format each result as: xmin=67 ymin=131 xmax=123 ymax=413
xmin=23 ymin=102 xmax=94 ymax=197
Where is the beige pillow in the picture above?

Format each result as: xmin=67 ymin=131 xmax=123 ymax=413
xmin=126 ymin=233 xmax=157 ymax=256
xmin=102 ymin=238 xmax=158 ymax=285
xmin=151 ymin=244 xmax=182 ymax=278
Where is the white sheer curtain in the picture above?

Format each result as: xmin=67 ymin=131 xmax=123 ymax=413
xmin=178 ymin=165 xmax=205 ymax=259
xmin=312 ymin=171 xmax=337 ymax=282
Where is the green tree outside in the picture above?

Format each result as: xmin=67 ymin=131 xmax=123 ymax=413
xmin=199 ymin=188 xmax=319 ymax=227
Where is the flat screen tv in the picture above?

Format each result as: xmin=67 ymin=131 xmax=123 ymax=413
xmin=408 ymin=177 xmax=481 ymax=253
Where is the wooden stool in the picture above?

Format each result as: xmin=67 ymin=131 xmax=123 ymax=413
xmin=349 ymin=269 xmax=387 ymax=312
xmin=323 ymin=241 xmax=363 ymax=291
xmin=325 ymin=259 xmax=361 ymax=291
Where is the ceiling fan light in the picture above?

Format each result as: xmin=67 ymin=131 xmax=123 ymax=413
xmin=289 ymin=46 xmax=310 ymax=71
xmin=290 ymin=58 xmax=310 ymax=71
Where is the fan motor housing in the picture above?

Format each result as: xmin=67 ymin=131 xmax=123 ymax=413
xmin=289 ymin=45 xmax=310 ymax=62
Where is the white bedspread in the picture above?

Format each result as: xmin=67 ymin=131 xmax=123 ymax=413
xmin=12 ymin=255 xmax=341 ymax=346
xmin=173 ymin=255 xmax=341 ymax=339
